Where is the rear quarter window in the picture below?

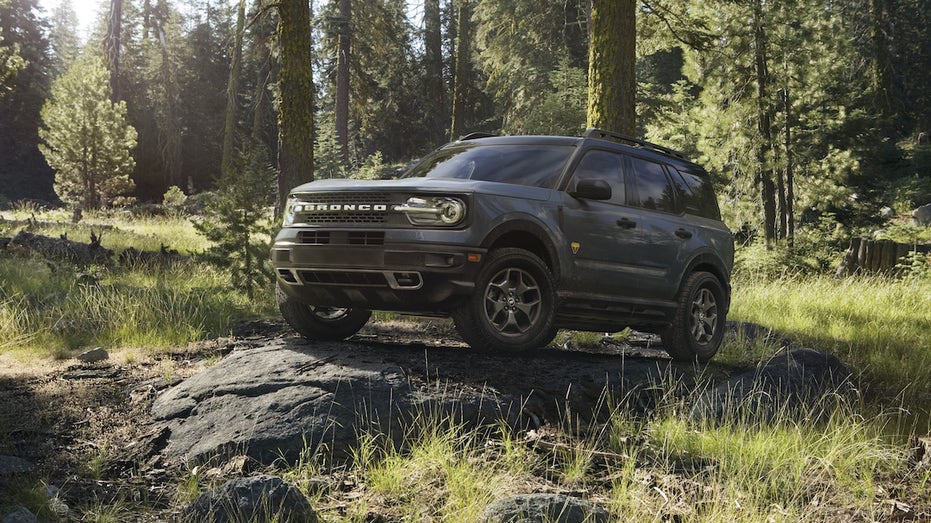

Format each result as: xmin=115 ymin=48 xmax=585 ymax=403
xmin=672 ymin=168 xmax=722 ymax=220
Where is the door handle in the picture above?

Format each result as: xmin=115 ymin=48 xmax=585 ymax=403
xmin=616 ymin=218 xmax=637 ymax=229
xmin=675 ymin=228 xmax=693 ymax=239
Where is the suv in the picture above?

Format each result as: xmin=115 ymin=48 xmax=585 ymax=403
xmin=271 ymin=129 xmax=734 ymax=362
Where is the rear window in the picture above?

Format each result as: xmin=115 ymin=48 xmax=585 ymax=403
xmin=403 ymin=144 xmax=573 ymax=189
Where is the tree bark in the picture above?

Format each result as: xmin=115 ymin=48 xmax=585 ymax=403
xmin=450 ymin=0 xmax=472 ymax=140
xmin=276 ymin=0 xmax=316 ymax=215
xmin=425 ymin=0 xmax=446 ymax=146
xmin=222 ymin=0 xmax=246 ymax=178
xmin=106 ymin=0 xmax=121 ymax=101
xmin=869 ymin=0 xmax=893 ymax=117
xmin=154 ymin=3 xmax=182 ymax=189
xmin=586 ymin=0 xmax=636 ymax=135
xmin=335 ymin=0 xmax=350 ymax=164
xmin=752 ymin=0 xmax=777 ymax=247
xmin=783 ymin=86 xmax=795 ymax=246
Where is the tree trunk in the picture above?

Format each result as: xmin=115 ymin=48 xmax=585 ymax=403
xmin=222 ymin=0 xmax=246 ymax=178
xmin=783 ymin=86 xmax=795 ymax=246
xmin=869 ymin=0 xmax=893 ymax=117
xmin=154 ymin=5 xmax=182 ymax=189
xmin=335 ymin=0 xmax=350 ymax=164
xmin=106 ymin=0 xmax=121 ymax=101
xmin=586 ymin=0 xmax=636 ymax=136
xmin=425 ymin=0 xmax=446 ymax=146
xmin=450 ymin=0 xmax=472 ymax=140
xmin=276 ymin=0 xmax=316 ymax=215
xmin=752 ymin=0 xmax=777 ymax=247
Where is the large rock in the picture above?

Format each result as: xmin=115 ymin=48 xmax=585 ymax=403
xmin=689 ymin=348 xmax=853 ymax=424
xmin=181 ymin=475 xmax=316 ymax=523
xmin=483 ymin=494 xmax=610 ymax=523
xmin=914 ymin=203 xmax=931 ymax=226
xmin=153 ymin=338 xmax=675 ymax=465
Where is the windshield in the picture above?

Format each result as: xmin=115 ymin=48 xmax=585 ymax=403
xmin=403 ymin=144 xmax=573 ymax=189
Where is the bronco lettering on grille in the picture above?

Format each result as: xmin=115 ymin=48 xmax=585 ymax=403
xmin=304 ymin=204 xmax=389 ymax=212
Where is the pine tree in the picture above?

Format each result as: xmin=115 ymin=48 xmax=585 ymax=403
xmin=39 ymin=54 xmax=136 ymax=209
xmin=47 ymin=0 xmax=80 ymax=76
xmin=193 ymin=146 xmax=276 ymax=300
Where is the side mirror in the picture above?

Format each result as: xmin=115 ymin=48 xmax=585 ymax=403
xmin=569 ymin=178 xmax=612 ymax=201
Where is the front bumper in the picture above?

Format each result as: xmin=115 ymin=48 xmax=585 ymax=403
xmin=271 ymin=229 xmax=486 ymax=313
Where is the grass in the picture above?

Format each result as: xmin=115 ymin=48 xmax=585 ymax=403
xmin=729 ymin=274 xmax=931 ymax=413
xmin=0 ymin=209 xmax=275 ymax=357
xmin=281 ymin=381 xmax=916 ymax=522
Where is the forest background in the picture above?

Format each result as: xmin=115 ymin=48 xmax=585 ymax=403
xmin=1 ymin=0 xmax=930 ymax=254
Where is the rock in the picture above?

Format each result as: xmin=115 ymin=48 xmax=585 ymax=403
xmin=880 ymin=206 xmax=896 ymax=219
xmin=152 ymin=338 xmax=673 ymax=465
xmin=689 ymin=348 xmax=853 ymax=424
xmin=0 ymin=456 xmax=34 ymax=476
xmin=914 ymin=203 xmax=931 ymax=226
xmin=483 ymin=494 xmax=610 ymax=523
xmin=152 ymin=341 xmax=508 ymax=464
xmin=1 ymin=507 xmax=37 ymax=523
xmin=76 ymin=347 xmax=109 ymax=363
xmin=181 ymin=475 xmax=317 ymax=523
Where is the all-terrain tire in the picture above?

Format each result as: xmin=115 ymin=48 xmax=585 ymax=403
xmin=661 ymin=271 xmax=726 ymax=363
xmin=451 ymin=248 xmax=557 ymax=352
xmin=277 ymin=284 xmax=372 ymax=341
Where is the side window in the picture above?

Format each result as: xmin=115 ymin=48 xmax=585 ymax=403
xmin=568 ymin=150 xmax=626 ymax=205
xmin=629 ymin=157 xmax=678 ymax=213
xmin=673 ymin=168 xmax=722 ymax=220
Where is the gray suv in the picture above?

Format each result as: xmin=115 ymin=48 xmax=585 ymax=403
xmin=271 ymin=129 xmax=734 ymax=362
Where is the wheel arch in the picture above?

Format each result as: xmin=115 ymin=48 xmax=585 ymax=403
xmin=680 ymin=253 xmax=731 ymax=310
xmin=480 ymin=218 xmax=561 ymax=281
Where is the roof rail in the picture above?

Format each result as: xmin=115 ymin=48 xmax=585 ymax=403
xmin=582 ymin=128 xmax=689 ymax=161
xmin=458 ymin=132 xmax=497 ymax=141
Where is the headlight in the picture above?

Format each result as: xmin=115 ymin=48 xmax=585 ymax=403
xmin=283 ymin=196 xmax=301 ymax=226
xmin=393 ymin=196 xmax=467 ymax=226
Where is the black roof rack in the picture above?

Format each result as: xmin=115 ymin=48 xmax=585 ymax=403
xmin=582 ymin=128 xmax=689 ymax=161
xmin=458 ymin=132 xmax=497 ymax=141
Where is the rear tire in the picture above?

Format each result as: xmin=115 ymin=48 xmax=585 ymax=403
xmin=452 ymin=248 xmax=557 ymax=352
xmin=277 ymin=284 xmax=371 ymax=341
xmin=661 ymin=271 xmax=726 ymax=363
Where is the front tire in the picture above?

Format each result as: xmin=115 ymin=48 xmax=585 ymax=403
xmin=452 ymin=248 xmax=557 ymax=352
xmin=277 ymin=284 xmax=371 ymax=341
xmin=661 ymin=271 xmax=726 ymax=363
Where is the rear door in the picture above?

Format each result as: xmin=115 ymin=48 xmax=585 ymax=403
xmin=624 ymin=155 xmax=693 ymax=299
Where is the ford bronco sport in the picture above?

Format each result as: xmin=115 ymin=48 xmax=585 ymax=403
xmin=271 ymin=129 xmax=734 ymax=362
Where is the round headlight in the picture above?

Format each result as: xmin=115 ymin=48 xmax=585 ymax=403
xmin=437 ymin=198 xmax=466 ymax=224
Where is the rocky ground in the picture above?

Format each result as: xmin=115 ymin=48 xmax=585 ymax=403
xmin=0 ymin=318 xmax=926 ymax=522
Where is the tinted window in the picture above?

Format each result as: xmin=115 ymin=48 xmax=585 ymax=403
xmin=673 ymin=168 xmax=721 ymax=220
xmin=568 ymin=150 xmax=626 ymax=204
xmin=629 ymin=157 xmax=677 ymax=213
xmin=403 ymin=144 xmax=573 ymax=189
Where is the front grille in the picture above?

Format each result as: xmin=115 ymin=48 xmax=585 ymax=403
xmin=295 ymin=192 xmax=392 ymax=225
xmin=298 ymin=270 xmax=389 ymax=287
xmin=347 ymin=231 xmax=385 ymax=245
xmin=297 ymin=231 xmax=331 ymax=244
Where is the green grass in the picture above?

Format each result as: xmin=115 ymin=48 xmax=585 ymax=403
xmin=729 ymin=274 xmax=931 ymax=412
xmin=0 ymin=211 xmax=274 ymax=356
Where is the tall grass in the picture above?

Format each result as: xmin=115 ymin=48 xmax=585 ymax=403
xmin=0 ymin=209 xmax=277 ymax=356
xmin=730 ymin=274 xmax=931 ymax=412
xmin=297 ymin=381 xmax=912 ymax=522
xmin=0 ymin=257 xmax=274 ymax=356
